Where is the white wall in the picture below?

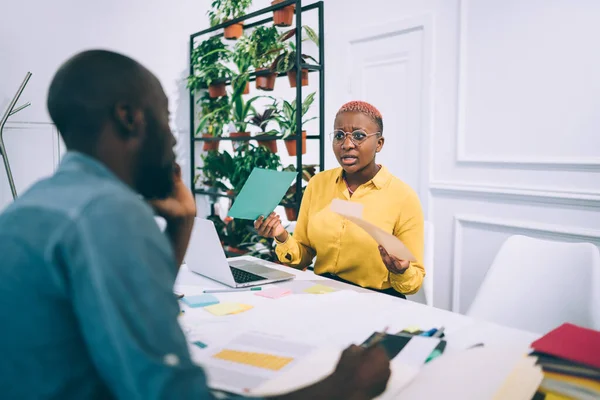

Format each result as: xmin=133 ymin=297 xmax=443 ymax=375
xmin=0 ymin=0 xmax=214 ymax=208
xmin=3 ymin=0 xmax=600 ymax=312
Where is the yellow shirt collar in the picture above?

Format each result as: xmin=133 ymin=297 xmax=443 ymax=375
xmin=335 ymin=165 xmax=391 ymax=190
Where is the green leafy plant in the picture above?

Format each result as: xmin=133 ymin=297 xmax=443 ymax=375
xmin=230 ymin=144 xmax=282 ymax=194
xmin=248 ymin=26 xmax=283 ymax=70
xmin=208 ymin=0 xmax=253 ymax=26
xmin=188 ymin=37 xmax=231 ymax=91
xmin=272 ymin=92 xmax=317 ymax=139
xmin=230 ymin=79 xmax=261 ymax=133
xmin=231 ymin=35 xmax=253 ymax=92
xmin=249 ymin=99 xmax=279 ymax=136
xmin=271 ymin=25 xmax=319 ymax=73
xmin=197 ymin=150 xmax=234 ymax=191
xmin=196 ymin=93 xmax=231 ymax=137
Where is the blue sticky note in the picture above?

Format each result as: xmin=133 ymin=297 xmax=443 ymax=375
xmin=181 ymin=294 xmax=219 ymax=308
xmin=228 ymin=168 xmax=297 ymax=220
xmin=193 ymin=340 xmax=208 ymax=349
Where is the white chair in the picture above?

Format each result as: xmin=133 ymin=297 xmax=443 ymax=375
xmin=407 ymin=220 xmax=434 ymax=306
xmin=467 ymin=235 xmax=600 ymax=334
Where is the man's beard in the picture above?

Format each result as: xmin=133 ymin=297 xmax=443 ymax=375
xmin=138 ymin=161 xmax=174 ymax=200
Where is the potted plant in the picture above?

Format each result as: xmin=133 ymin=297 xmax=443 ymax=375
xmin=249 ymin=100 xmax=279 ymax=153
xmin=197 ymin=150 xmax=234 ymax=192
xmin=272 ymin=92 xmax=317 ymax=156
xmin=229 ymin=80 xmax=260 ymax=151
xmin=248 ymin=26 xmax=283 ymax=91
xmin=233 ymin=35 xmax=253 ymax=94
xmin=230 ymin=144 xmax=282 ymax=194
xmin=197 ymin=93 xmax=230 ymax=151
xmin=189 ymin=37 xmax=232 ymax=98
xmin=271 ymin=0 xmax=295 ymax=27
xmin=280 ymin=164 xmax=316 ymax=221
xmin=208 ymin=0 xmax=253 ymax=40
xmin=273 ymin=26 xmax=319 ymax=87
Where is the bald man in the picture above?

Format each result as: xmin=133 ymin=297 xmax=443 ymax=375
xmin=0 ymin=50 xmax=390 ymax=400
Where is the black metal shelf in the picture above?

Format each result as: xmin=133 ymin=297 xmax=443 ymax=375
xmin=189 ymin=0 xmax=325 ymax=218
xmin=194 ymin=188 xmax=235 ymax=199
xmin=190 ymin=0 xmax=320 ymax=40
xmin=194 ymin=134 xmax=320 ymax=142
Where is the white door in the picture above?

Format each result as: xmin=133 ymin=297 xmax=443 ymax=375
xmin=347 ymin=26 xmax=426 ymax=197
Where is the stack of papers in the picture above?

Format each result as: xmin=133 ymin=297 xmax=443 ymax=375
xmin=531 ymin=323 xmax=600 ymax=399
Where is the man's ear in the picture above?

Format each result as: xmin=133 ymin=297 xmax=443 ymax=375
xmin=113 ymin=102 xmax=145 ymax=139
xmin=376 ymin=136 xmax=385 ymax=153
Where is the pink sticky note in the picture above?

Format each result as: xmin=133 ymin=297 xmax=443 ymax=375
xmin=255 ymin=287 xmax=292 ymax=299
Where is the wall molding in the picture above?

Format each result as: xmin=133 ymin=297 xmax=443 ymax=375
xmin=451 ymin=214 xmax=600 ymax=312
xmin=430 ymin=180 xmax=600 ymax=208
xmin=455 ymin=0 xmax=600 ymax=171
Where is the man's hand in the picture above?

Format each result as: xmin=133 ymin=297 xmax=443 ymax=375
xmin=255 ymin=212 xmax=287 ymax=242
xmin=149 ymin=163 xmax=196 ymax=222
xmin=149 ymin=163 xmax=196 ymax=268
xmin=379 ymin=245 xmax=410 ymax=275
xmin=333 ymin=344 xmax=391 ymax=400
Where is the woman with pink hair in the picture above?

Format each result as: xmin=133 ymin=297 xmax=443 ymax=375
xmin=255 ymin=101 xmax=425 ymax=298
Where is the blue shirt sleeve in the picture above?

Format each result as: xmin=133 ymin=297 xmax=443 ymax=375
xmin=62 ymin=192 xmax=216 ymax=399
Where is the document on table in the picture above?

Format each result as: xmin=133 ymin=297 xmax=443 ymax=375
xmin=228 ymin=168 xmax=297 ymax=220
xmin=330 ymin=199 xmax=417 ymax=262
xmin=252 ymin=335 xmax=439 ymax=399
xmin=200 ymin=331 xmax=316 ymax=395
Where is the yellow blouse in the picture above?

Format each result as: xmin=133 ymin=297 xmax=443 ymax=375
xmin=275 ymin=166 xmax=425 ymax=295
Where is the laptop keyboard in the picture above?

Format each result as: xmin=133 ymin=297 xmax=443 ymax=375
xmin=230 ymin=266 xmax=265 ymax=284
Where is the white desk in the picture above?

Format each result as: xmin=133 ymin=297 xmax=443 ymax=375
xmin=176 ymin=256 xmax=539 ymax=398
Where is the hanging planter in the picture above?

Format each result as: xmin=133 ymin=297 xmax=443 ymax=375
xmin=255 ymin=68 xmax=277 ymax=91
xmin=287 ymin=68 xmax=309 ymax=87
xmin=243 ymin=81 xmax=250 ymax=94
xmin=255 ymin=136 xmax=278 ymax=153
xmin=272 ymin=0 xmax=295 ymax=27
xmin=208 ymin=81 xmax=227 ymax=98
xmin=224 ymin=22 xmax=244 ymax=40
xmin=284 ymin=130 xmax=307 ymax=156
xmin=284 ymin=206 xmax=298 ymax=222
xmin=202 ymin=134 xmax=221 ymax=152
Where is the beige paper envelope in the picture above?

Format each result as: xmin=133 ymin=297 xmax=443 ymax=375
xmin=330 ymin=199 xmax=417 ymax=262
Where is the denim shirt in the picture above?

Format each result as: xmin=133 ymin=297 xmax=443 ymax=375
xmin=0 ymin=152 xmax=216 ymax=399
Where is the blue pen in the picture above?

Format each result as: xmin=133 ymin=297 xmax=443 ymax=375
xmin=420 ymin=328 xmax=438 ymax=337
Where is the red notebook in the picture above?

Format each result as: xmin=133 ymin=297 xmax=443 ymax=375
xmin=531 ymin=323 xmax=600 ymax=370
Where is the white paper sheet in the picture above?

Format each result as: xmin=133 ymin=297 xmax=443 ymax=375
xmin=330 ymin=199 xmax=417 ymax=262
xmin=398 ymin=346 xmax=526 ymax=399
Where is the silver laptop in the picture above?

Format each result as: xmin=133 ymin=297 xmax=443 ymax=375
xmin=185 ymin=217 xmax=295 ymax=288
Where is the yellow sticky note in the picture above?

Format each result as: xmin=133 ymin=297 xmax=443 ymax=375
xmin=304 ymin=284 xmax=336 ymax=294
xmin=204 ymin=302 xmax=253 ymax=316
xmin=404 ymin=325 xmax=421 ymax=333
xmin=213 ymin=349 xmax=294 ymax=371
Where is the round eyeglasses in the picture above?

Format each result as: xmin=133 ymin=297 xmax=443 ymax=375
xmin=329 ymin=129 xmax=381 ymax=146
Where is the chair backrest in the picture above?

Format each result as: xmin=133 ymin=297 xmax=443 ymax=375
xmin=466 ymin=235 xmax=600 ymax=334
xmin=407 ymin=220 xmax=434 ymax=306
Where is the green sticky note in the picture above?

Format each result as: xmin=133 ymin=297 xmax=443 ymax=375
xmin=228 ymin=168 xmax=297 ymax=220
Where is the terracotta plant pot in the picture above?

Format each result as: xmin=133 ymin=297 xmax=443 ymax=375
xmin=243 ymin=81 xmax=250 ymax=94
xmin=255 ymin=69 xmax=277 ymax=91
xmin=230 ymin=131 xmax=251 ymax=151
xmin=287 ymin=69 xmax=309 ymax=88
xmin=256 ymin=136 xmax=278 ymax=153
xmin=208 ymin=82 xmax=226 ymax=98
xmin=224 ymin=22 xmax=243 ymax=40
xmin=202 ymin=134 xmax=221 ymax=151
xmin=284 ymin=206 xmax=298 ymax=222
xmin=272 ymin=0 xmax=295 ymax=27
xmin=284 ymin=130 xmax=307 ymax=156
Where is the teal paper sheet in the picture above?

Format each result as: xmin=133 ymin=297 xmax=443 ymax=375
xmin=228 ymin=168 xmax=297 ymax=220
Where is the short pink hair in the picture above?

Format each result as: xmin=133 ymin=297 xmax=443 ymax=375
xmin=335 ymin=100 xmax=383 ymax=133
